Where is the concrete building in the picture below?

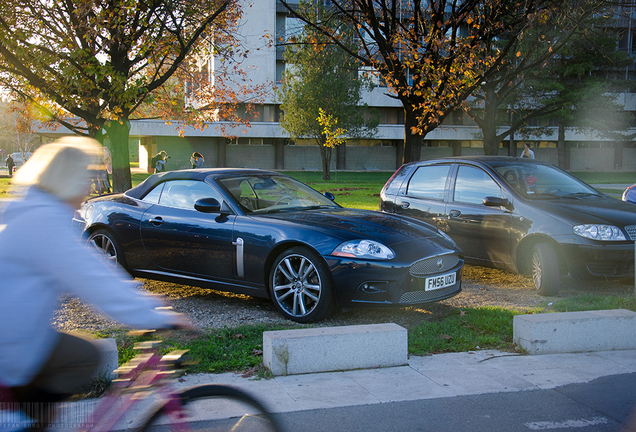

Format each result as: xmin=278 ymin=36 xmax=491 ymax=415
xmin=38 ymin=0 xmax=636 ymax=173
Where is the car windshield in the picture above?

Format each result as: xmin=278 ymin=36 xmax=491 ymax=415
xmin=493 ymin=162 xmax=599 ymax=199
xmin=217 ymin=174 xmax=339 ymax=214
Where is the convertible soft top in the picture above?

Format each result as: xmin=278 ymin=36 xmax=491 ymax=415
xmin=125 ymin=168 xmax=278 ymax=199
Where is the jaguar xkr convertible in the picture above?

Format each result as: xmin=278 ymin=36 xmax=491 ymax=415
xmin=73 ymin=169 xmax=463 ymax=322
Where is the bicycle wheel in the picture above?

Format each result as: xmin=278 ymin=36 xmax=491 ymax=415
xmin=139 ymin=384 xmax=281 ymax=432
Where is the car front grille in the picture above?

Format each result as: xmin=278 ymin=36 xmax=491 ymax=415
xmin=399 ymin=284 xmax=460 ymax=304
xmin=409 ymin=254 xmax=460 ymax=277
xmin=625 ymin=225 xmax=636 ymax=241
xmin=586 ymin=260 xmax=634 ymax=277
xmin=586 ymin=261 xmax=620 ymax=275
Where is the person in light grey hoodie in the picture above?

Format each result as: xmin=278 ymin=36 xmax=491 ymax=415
xmin=0 ymin=137 xmax=186 ymax=426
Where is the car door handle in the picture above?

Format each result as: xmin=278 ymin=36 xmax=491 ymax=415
xmin=449 ymin=209 xmax=461 ymax=218
xmin=149 ymin=217 xmax=164 ymax=225
xmin=399 ymin=201 xmax=410 ymax=209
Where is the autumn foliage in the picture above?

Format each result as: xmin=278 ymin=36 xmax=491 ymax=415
xmin=281 ymin=0 xmax=560 ymax=164
xmin=0 ymin=0 xmax=268 ymax=191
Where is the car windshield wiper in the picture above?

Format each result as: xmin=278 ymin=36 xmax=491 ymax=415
xmin=562 ymin=192 xmax=603 ymax=198
xmin=531 ymin=193 xmax=561 ymax=199
xmin=252 ymin=204 xmax=336 ymax=214
xmin=302 ymin=205 xmax=336 ymax=210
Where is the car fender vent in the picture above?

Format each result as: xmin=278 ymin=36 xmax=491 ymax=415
xmin=410 ymin=254 xmax=460 ymax=277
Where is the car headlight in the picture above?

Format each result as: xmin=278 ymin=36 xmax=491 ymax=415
xmin=82 ymin=204 xmax=94 ymax=220
xmin=573 ymin=224 xmax=626 ymax=241
xmin=331 ymin=240 xmax=395 ymax=260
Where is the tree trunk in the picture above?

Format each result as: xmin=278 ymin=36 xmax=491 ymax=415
xmin=104 ymin=119 xmax=132 ymax=192
xmin=557 ymin=121 xmax=566 ymax=169
xmin=402 ymin=106 xmax=423 ymax=164
xmin=320 ymin=144 xmax=332 ymax=180
xmin=481 ymin=83 xmax=500 ymax=155
xmin=509 ymin=127 xmax=516 ymax=157
xmin=336 ymin=142 xmax=346 ymax=170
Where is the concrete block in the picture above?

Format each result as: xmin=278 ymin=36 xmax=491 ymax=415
xmin=93 ymin=338 xmax=118 ymax=380
xmin=513 ymin=309 xmax=636 ymax=355
xmin=263 ymin=323 xmax=408 ymax=376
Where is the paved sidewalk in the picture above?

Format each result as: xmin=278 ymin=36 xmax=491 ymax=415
xmin=60 ymin=349 xmax=636 ymax=429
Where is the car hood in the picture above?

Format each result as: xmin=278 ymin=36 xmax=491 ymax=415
xmin=259 ymin=208 xmax=456 ymax=247
xmin=529 ymin=195 xmax=636 ymax=227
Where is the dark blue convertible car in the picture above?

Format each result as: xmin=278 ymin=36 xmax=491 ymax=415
xmin=73 ymin=169 xmax=463 ymax=322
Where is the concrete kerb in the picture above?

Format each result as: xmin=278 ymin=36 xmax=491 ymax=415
xmin=92 ymin=337 xmax=118 ymax=380
xmin=513 ymin=309 xmax=636 ymax=355
xmin=94 ymin=310 xmax=636 ymax=379
xmin=263 ymin=323 xmax=408 ymax=376
xmin=263 ymin=310 xmax=636 ymax=376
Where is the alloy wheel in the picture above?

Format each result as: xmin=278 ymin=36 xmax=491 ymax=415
xmin=88 ymin=232 xmax=119 ymax=268
xmin=272 ymin=253 xmax=322 ymax=318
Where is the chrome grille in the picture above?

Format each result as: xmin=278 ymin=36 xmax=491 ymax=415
xmin=410 ymin=254 xmax=460 ymax=277
xmin=625 ymin=225 xmax=636 ymax=241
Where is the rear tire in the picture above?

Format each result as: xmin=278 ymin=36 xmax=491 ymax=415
xmin=87 ymin=229 xmax=126 ymax=269
xmin=531 ymin=243 xmax=560 ymax=296
xmin=139 ymin=384 xmax=280 ymax=432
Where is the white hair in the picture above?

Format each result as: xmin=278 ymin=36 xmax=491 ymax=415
xmin=13 ymin=136 xmax=102 ymax=202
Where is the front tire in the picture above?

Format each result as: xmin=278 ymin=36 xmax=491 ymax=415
xmin=531 ymin=243 xmax=560 ymax=296
xmin=140 ymin=384 xmax=280 ymax=432
xmin=87 ymin=229 xmax=125 ymax=269
xmin=269 ymin=246 xmax=334 ymax=323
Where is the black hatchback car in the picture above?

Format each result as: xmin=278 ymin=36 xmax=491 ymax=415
xmin=380 ymin=156 xmax=636 ymax=295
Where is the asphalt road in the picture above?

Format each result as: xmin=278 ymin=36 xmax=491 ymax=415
xmin=143 ymin=372 xmax=636 ymax=432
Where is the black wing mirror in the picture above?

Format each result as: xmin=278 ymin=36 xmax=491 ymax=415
xmin=483 ymin=196 xmax=514 ymax=211
xmin=324 ymin=191 xmax=335 ymax=201
xmin=195 ymin=198 xmax=232 ymax=214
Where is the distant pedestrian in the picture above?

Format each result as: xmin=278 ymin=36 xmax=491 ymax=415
xmin=191 ymin=152 xmax=204 ymax=169
xmin=151 ymin=151 xmax=169 ymax=173
xmin=6 ymin=154 xmax=14 ymax=176
xmin=522 ymin=143 xmax=535 ymax=159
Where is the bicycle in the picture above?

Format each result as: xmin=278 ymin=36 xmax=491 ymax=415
xmin=2 ymin=331 xmax=281 ymax=432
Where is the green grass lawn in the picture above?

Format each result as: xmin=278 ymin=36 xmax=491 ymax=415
xmin=285 ymin=171 xmax=393 ymax=209
xmin=571 ymin=171 xmax=636 ymax=184
xmin=4 ymin=166 xmax=636 ymax=375
xmin=2 ymin=168 xmax=633 ymax=206
xmin=105 ymin=294 xmax=636 ymax=376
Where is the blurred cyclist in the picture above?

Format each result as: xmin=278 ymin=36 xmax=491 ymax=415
xmin=0 ymin=137 xmax=186 ymax=428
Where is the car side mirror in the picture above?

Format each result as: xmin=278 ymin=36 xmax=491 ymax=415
xmin=195 ymin=198 xmax=232 ymax=214
xmin=483 ymin=196 xmax=514 ymax=211
xmin=324 ymin=191 xmax=335 ymax=201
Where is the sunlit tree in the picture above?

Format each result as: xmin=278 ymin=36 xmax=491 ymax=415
xmin=281 ymin=0 xmax=557 ymax=164
xmin=7 ymin=97 xmax=39 ymax=161
xmin=0 ymin=0 xmax=255 ymax=191
xmin=277 ymin=2 xmax=378 ymax=180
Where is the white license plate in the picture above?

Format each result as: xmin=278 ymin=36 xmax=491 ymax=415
xmin=425 ymin=272 xmax=456 ymax=291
